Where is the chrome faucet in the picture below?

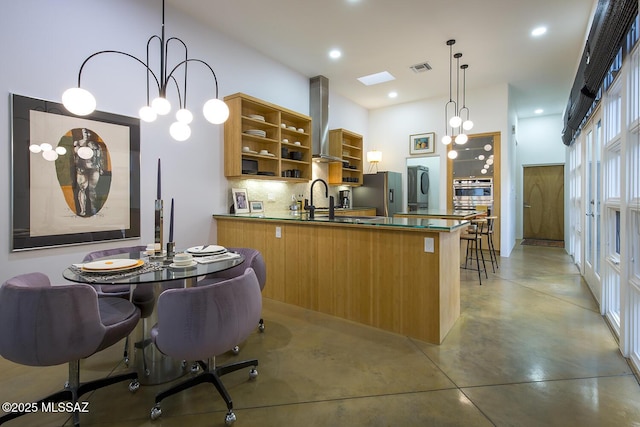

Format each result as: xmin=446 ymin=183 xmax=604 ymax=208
xmin=306 ymin=178 xmax=334 ymax=219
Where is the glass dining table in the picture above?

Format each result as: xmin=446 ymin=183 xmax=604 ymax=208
xmin=62 ymin=249 xmax=245 ymax=385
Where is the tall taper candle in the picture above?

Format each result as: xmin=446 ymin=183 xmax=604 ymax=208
xmin=157 ymin=158 xmax=161 ymax=200
xmin=169 ymin=198 xmax=174 ymax=242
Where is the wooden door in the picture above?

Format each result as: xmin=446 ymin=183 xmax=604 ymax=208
xmin=523 ymin=165 xmax=564 ymax=240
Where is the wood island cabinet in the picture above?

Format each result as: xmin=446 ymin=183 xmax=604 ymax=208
xmin=224 ymin=93 xmax=312 ymax=182
xmin=328 ymin=128 xmax=363 ymax=186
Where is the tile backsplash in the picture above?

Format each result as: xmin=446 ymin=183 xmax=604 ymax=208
xmin=226 ymin=163 xmax=350 ymax=213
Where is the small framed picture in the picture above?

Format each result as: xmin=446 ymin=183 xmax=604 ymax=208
xmin=231 ymin=188 xmax=250 ymax=213
xmin=249 ymin=200 xmax=264 ymax=213
xmin=410 ymin=132 xmax=435 ymax=155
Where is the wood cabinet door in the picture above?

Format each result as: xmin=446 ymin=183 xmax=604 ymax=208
xmin=523 ymin=165 xmax=564 ymax=240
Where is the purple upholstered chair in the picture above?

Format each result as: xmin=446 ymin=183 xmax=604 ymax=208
xmin=199 ymin=247 xmax=267 ymax=333
xmin=0 ymin=272 xmax=140 ymax=426
xmin=83 ymin=245 xmax=185 ymax=369
xmin=150 ymin=268 xmax=262 ymax=425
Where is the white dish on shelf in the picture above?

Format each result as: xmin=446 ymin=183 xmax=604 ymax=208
xmin=294 ymin=141 xmax=301 ymax=145
xmin=281 ymin=123 xmax=286 ymax=128
xmin=297 ymin=128 xmax=304 ymax=132
xmin=287 ymin=126 xmax=296 ymax=130
xmin=282 ymin=138 xmax=289 ymax=143
xmin=248 ymin=114 xmax=265 ymax=121
xmin=245 ymin=129 xmax=267 ymax=137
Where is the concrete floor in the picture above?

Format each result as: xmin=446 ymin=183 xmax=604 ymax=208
xmin=1 ymin=243 xmax=639 ymax=426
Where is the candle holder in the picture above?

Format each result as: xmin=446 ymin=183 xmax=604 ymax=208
xmin=166 ymin=241 xmax=175 ymax=260
xmin=153 ymin=199 xmax=164 ymax=259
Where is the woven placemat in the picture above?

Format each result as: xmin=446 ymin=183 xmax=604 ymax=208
xmin=69 ymin=262 xmax=165 ymax=283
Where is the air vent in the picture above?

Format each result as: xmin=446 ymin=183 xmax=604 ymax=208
xmin=410 ymin=62 xmax=432 ymax=73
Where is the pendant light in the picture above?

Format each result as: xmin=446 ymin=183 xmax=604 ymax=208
xmin=459 ymin=64 xmax=474 ymax=131
xmin=61 ymin=0 xmax=229 ymax=141
xmin=441 ymin=39 xmax=457 ymax=146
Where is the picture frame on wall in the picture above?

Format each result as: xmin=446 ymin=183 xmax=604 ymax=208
xmin=10 ymin=93 xmax=141 ymax=251
xmin=410 ymin=132 xmax=436 ymax=155
xmin=232 ymin=188 xmax=250 ymax=213
xmin=249 ymin=200 xmax=264 ymax=213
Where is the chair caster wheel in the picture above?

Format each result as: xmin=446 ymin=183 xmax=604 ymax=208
xmin=225 ymin=410 xmax=236 ymax=425
xmin=190 ymin=363 xmax=200 ymax=374
xmin=145 ymin=369 xmax=150 ymax=376
xmin=128 ymin=380 xmax=140 ymax=393
xmin=249 ymin=368 xmax=258 ymax=380
xmin=150 ymin=405 xmax=162 ymax=421
xmin=232 ymin=345 xmax=240 ymax=355
xmin=124 ymin=357 xmax=129 ymax=367
xmin=258 ymin=322 xmax=265 ymax=333
xmin=181 ymin=360 xmax=187 ymax=369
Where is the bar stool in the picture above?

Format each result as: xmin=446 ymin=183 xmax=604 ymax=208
xmin=480 ymin=216 xmax=499 ymax=273
xmin=460 ymin=220 xmax=488 ymax=285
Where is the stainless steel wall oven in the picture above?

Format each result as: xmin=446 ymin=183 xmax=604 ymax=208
xmin=453 ymin=178 xmax=493 ymax=210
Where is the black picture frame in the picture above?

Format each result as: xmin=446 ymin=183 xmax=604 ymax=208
xmin=10 ymin=94 xmax=141 ymax=251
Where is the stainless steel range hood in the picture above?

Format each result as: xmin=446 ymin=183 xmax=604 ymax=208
xmin=310 ymin=75 xmax=343 ymax=163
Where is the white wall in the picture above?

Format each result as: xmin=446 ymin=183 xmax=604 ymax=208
xmin=0 ymin=0 xmax=364 ymax=280
xmin=515 ymin=114 xmax=566 ymax=238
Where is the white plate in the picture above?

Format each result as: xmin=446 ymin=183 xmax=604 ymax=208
xmin=169 ymin=260 xmax=198 ymax=269
xmin=186 ymin=245 xmax=227 ymax=255
xmin=248 ymin=114 xmax=265 ymax=121
xmin=82 ymin=258 xmax=143 ymax=272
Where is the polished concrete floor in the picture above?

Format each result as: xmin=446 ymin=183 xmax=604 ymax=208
xmin=2 ymin=243 xmax=640 ymax=426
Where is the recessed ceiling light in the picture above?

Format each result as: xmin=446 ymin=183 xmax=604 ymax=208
xmin=329 ymin=49 xmax=342 ymax=59
xmin=388 ymin=91 xmax=398 ymax=98
xmin=534 ymin=108 xmax=544 ymax=114
xmin=531 ymin=26 xmax=547 ymax=37
xmin=357 ymin=71 xmax=395 ymax=86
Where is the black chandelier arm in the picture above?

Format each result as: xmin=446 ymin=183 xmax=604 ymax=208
xmin=76 ymin=50 xmax=161 ymax=95
xmin=165 ymin=36 xmax=189 ymax=107
xmin=459 ymin=106 xmax=471 ymax=121
xmin=147 ymin=35 xmax=163 ymax=101
xmin=168 ymin=74 xmax=183 ymax=109
xmin=165 ymin=58 xmax=221 ymax=101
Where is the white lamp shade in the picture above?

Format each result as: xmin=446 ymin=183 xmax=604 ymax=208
xmin=203 ymin=98 xmax=229 ymax=124
xmin=481 ymin=168 xmax=487 ymax=174
xmin=367 ymin=150 xmax=382 ymax=163
xmin=176 ymin=108 xmax=193 ymax=124
xmin=441 ymin=134 xmax=452 ymax=145
xmin=462 ymin=119 xmax=474 ymax=131
xmin=139 ymin=105 xmax=157 ymax=122
xmin=447 ymin=150 xmax=458 ymax=159
xmin=484 ymin=144 xmax=492 ymax=151
xmin=55 ymin=146 xmax=67 ymax=155
xmin=62 ymin=87 xmax=96 ymax=116
xmin=151 ymin=97 xmax=171 ymax=115
xmin=478 ymin=154 xmax=485 ymax=160
xmin=487 ymin=158 xmax=494 ymax=165
xmin=29 ymin=144 xmax=42 ymax=153
xmin=449 ymin=115 xmax=462 ymax=128
xmin=40 ymin=143 xmax=53 ymax=152
xmin=169 ymin=122 xmax=191 ymax=141
xmin=455 ymin=133 xmax=468 ymax=144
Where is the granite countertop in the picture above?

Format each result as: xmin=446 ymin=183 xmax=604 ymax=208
xmin=213 ymin=211 xmax=469 ymax=232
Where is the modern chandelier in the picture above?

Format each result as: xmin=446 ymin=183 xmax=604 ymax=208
xmin=441 ymin=39 xmax=474 ymax=159
xmin=61 ymin=0 xmax=229 ymax=141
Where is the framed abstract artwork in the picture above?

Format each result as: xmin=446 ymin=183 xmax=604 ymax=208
xmin=410 ymin=132 xmax=436 ymax=155
xmin=10 ymin=93 xmax=141 ymax=251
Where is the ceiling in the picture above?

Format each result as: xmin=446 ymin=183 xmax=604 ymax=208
xmin=167 ymin=0 xmax=596 ymax=119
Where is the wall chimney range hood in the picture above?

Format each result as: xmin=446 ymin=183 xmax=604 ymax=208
xmin=310 ymin=75 xmax=342 ymax=163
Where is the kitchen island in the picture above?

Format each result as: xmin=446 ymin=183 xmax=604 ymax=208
xmin=213 ymin=212 xmax=468 ymax=344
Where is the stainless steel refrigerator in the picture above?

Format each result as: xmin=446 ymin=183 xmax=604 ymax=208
xmin=352 ymin=171 xmax=403 ymax=217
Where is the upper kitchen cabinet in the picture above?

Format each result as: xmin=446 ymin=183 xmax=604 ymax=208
xmin=328 ymin=128 xmax=363 ymax=186
xmin=224 ymin=93 xmax=312 ymax=181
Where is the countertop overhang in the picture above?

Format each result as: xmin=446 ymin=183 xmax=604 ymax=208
xmin=213 ymin=211 xmax=468 ymax=232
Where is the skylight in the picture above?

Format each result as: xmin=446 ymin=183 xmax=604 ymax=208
xmin=357 ymin=71 xmax=395 ymax=86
